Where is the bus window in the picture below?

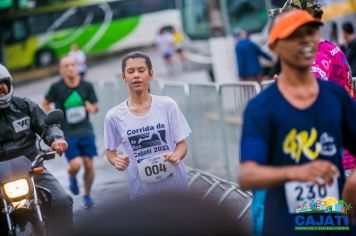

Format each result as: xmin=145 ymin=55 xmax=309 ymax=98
xmin=110 ymin=0 xmax=140 ymax=19
xmin=3 ymin=21 xmax=13 ymax=44
xmin=226 ymin=0 xmax=267 ymax=33
xmin=86 ymin=5 xmax=105 ymax=24
xmin=14 ymin=20 xmax=28 ymax=41
xmin=181 ymin=0 xmax=268 ymax=39
xmin=53 ymin=9 xmax=86 ymax=30
xmin=142 ymin=0 xmax=176 ymax=13
xmin=110 ymin=2 xmax=125 ymax=19
xmin=181 ymin=0 xmax=210 ymax=39
xmin=29 ymin=14 xmax=52 ymax=34
xmin=271 ymin=0 xmax=285 ymax=7
xmin=9 ymin=19 xmax=29 ymax=42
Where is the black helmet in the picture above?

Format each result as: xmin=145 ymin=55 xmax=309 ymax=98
xmin=0 ymin=64 xmax=13 ymax=109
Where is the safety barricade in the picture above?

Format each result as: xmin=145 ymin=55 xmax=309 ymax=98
xmin=186 ymin=166 xmax=252 ymax=226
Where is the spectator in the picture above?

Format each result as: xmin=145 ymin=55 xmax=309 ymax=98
xmin=340 ymin=22 xmax=356 ymax=76
xmin=235 ymin=28 xmax=273 ymax=83
xmin=69 ymin=44 xmax=88 ymax=80
xmin=155 ymin=28 xmax=175 ymax=73
xmin=173 ymin=27 xmax=185 ymax=66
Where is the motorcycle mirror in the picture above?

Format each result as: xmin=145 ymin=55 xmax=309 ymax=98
xmin=45 ymin=109 xmax=64 ymax=126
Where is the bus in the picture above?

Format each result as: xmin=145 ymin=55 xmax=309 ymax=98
xmin=2 ymin=0 xmax=180 ymax=70
xmin=179 ymin=0 xmax=356 ymax=71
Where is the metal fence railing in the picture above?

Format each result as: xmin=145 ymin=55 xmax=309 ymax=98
xmin=186 ymin=166 xmax=252 ymax=220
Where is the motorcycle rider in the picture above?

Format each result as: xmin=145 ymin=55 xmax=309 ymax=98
xmin=0 ymin=64 xmax=73 ymax=235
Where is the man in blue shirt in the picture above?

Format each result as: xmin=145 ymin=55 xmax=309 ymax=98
xmin=235 ymin=29 xmax=273 ymax=82
xmin=238 ymin=10 xmax=356 ymax=235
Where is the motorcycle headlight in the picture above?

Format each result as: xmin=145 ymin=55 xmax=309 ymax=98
xmin=3 ymin=179 xmax=29 ymax=199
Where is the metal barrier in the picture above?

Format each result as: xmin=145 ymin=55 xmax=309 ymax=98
xmin=219 ymin=82 xmax=260 ymax=179
xmin=186 ymin=166 xmax=252 ymax=221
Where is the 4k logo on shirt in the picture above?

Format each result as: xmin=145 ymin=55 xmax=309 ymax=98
xmin=12 ymin=117 xmax=30 ymax=133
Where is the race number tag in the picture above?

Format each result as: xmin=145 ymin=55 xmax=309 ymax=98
xmin=66 ymin=106 xmax=86 ymax=124
xmin=137 ymin=155 xmax=175 ymax=183
xmin=284 ymin=178 xmax=339 ymax=214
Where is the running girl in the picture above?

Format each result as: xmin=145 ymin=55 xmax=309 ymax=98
xmin=104 ymin=51 xmax=191 ymax=199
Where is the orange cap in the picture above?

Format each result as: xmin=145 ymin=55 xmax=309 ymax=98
xmin=269 ymin=10 xmax=323 ymax=47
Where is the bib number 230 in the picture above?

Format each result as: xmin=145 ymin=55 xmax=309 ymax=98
xmin=284 ymin=179 xmax=339 ymax=214
xmin=137 ymin=156 xmax=174 ymax=183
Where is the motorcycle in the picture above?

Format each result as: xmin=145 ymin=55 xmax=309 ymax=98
xmin=0 ymin=109 xmax=64 ymax=236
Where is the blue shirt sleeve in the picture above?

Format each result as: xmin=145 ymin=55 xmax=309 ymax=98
xmin=236 ymin=43 xmax=246 ymax=77
xmin=240 ymin=102 xmax=269 ymax=165
xmin=254 ymin=43 xmax=272 ymax=61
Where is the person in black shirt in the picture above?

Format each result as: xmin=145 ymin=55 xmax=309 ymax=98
xmin=43 ymin=56 xmax=99 ymax=208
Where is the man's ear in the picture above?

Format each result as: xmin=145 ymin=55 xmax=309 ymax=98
xmin=269 ymin=42 xmax=278 ymax=55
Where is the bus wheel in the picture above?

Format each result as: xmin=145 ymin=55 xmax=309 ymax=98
xmin=36 ymin=50 xmax=55 ymax=67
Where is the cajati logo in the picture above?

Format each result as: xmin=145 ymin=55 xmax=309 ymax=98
xmin=294 ymin=197 xmax=352 ymax=231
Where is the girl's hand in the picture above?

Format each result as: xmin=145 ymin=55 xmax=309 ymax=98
xmin=113 ymin=155 xmax=130 ymax=171
xmin=164 ymin=152 xmax=180 ymax=165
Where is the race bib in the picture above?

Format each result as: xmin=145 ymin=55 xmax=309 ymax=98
xmin=66 ymin=106 xmax=86 ymax=124
xmin=137 ymin=155 xmax=175 ymax=183
xmin=285 ymin=178 xmax=339 ymax=214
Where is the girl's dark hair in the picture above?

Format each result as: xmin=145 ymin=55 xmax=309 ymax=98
xmin=121 ymin=51 xmax=153 ymax=74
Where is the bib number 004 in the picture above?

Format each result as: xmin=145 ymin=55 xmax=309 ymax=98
xmin=144 ymin=163 xmax=167 ymax=177
xmin=137 ymin=155 xmax=175 ymax=183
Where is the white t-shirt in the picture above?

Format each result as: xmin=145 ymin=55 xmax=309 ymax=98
xmin=155 ymin=32 xmax=174 ymax=57
xmin=104 ymin=95 xmax=191 ymax=199
xmin=69 ymin=50 xmax=87 ymax=73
